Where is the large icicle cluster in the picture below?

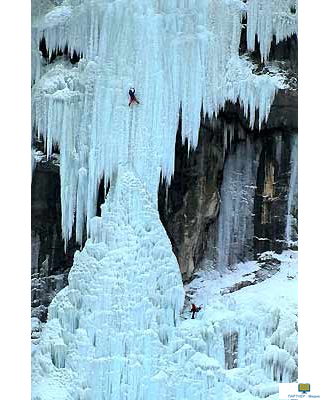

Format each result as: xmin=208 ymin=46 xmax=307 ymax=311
xmin=32 ymin=59 xmax=98 ymax=245
xmin=31 ymin=0 xmax=297 ymax=246
xmin=246 ymin=0 xmax=298 ymax=62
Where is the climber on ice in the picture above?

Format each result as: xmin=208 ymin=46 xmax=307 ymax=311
xmin=190 ymin=303 xmax=202 ymax=319
xmin=128 ymin=88 xmax=140 ymax=106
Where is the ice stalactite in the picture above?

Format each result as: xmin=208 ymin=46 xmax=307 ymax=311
xmin=31 ymin=35 xmax=42 ymax=85
xmin=217 ymin=138 xmax=261 ymax=270
xmin=32 ymin=59 xmax=98 ymax=247
xmin=285 ymin=134 xmax=298 ymax=247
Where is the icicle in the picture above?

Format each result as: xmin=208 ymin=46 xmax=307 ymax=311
xmin=76 ymin=167 xmax=88 ymax=245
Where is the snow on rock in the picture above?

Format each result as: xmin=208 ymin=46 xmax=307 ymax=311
xmin=31 ymin=149 xmax=45 ymax=179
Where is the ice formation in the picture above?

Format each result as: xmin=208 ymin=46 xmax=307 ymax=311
xmin=246 ymin=0 xmax=298 ymax=62
xmin=31 ymin=0 xmax=298 ymax=399
xmin=31 ymin=0 xmax=297 ymax=246
xmin=285 ymin=135 xmax=298 ymax=246
xmin=217 ymin=138 xmax=261 ymax=270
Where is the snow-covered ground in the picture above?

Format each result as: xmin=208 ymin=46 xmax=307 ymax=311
xmin=183 ymin=250 xmax=298 ymax=399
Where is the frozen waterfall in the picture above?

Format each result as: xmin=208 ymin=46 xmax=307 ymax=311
xmin=31 ymin=0 xmax=298 ymax=399
xmin=31 ymin=0 xmax=297 ymax=247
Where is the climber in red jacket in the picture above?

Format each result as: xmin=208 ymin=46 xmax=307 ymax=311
xmin=128 ymin=88 xmax=140 ymax=106
xmin=190 ymin=303 xmax=202 ymax=319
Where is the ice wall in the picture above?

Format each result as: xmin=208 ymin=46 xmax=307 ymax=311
xmin=217 ymin=138 xmax=261 ymax=270
xmin=31 ymin=0 xmax=297 ymax=246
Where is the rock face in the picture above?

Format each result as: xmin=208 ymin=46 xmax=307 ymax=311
xmin=159 ymin=129 xmax=297 ymax=280
xmin=158 ymin=119 xmax=225 ymax=281
xmin=253 ymin=133 xmax=296 ymax=256
xmin=159 ymin=126 xmax=297 ymax=280
xmin=224 ymin=332 xmax=239 ymax=370
xmin=266 ymin=89 xmax=297 ymax=132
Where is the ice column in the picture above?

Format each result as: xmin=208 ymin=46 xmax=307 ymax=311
xmin=285 ymin=134 xmax=298 ymax=246
xmin=217 ymin=138 xmax=261 ymax=270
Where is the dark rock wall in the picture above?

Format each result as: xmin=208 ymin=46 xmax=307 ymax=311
xmin=31 ymin=161 xmax=81 ymax=320
xmin=32 ymin=162 xmax=64 ymax=276
xmin=158 ymin=117 xmax=242 ymax=280
xmin=253 ymin=133 xmax=296 ymax=256
xmin=159 ymin=122 xmax=297 ymax=279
